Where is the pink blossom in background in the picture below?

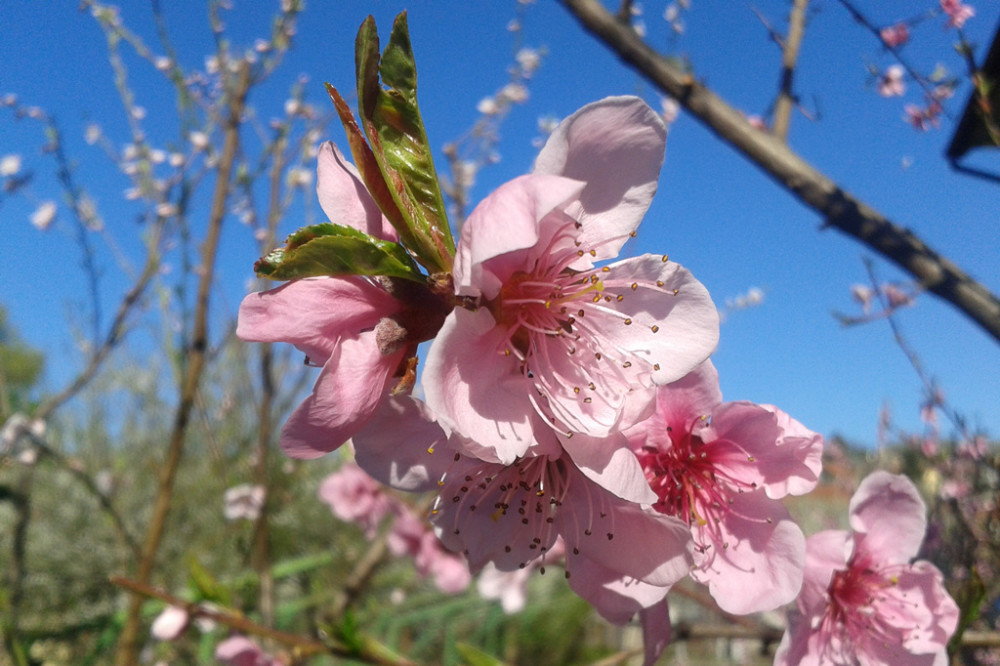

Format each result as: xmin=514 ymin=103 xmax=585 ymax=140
xmin=237 ymin=143 xmax=411 ymax=460
xmin=223 ymin=484 xmax=266 ymax=521
xmin=774 ymin=471 xmax=959 ymax=666
xmin=877 ymin=65 xmax=906 ymax=97
xmin=941 ymin=0 xmax=975 ymax=29
xmin=425 ymin=96 xmax=719 ymax=463
xmin=317 ymin=463 xmax=393 ymax=538
xmin=215 ymin=635 xmax=285 ymax=666
xmin=625 ymin=361 xmax=823 ymax=614
xmin=880 ymin=23 xmax=910 ymax=48
xmin=150 ymin=605 xmax=189 ymax=641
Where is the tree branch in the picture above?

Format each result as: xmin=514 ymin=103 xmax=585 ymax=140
xmin=560 ymin=0 xmax=1000 ymax=344
xmin=772 ymin=0 xmax=809 ymax=141
xmin=113 ymin=61 xmax=252 ymax=666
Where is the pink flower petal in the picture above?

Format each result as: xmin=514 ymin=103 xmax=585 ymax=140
xmin=352 ymin=396 xmax=457 ymax=491
xmin=280 ymin=332 xmax=402 ymax=459
xmin=597 ymin=255 xmax=719 ymax=386
xmin=454 ymin=174 xmax=585 ymax=299
xmin=640 ymin=598 xmax=672 ymax=666
xmin=560 ymin=431 xmax=657 ymax=504
xmin=566 ymin=555 xmax=670 ymax=624
xmin=849 ymin=470 xmax=927 ymax=565
xmin=799 ymin=529 xmax=850 ymax=614
xmin=562 ymin=489 xmax=692 ymax=587
xmin=653 ymin=360 xmax=722 ymax=426
xmin=237 ymin=277 xmax=398 ymax=361
xmin=422 ymin=308 xmax=537 ymax=463
xmin=691 ymin=491 xmax=805 ymax=614
xmin=534 ymin=96 xmax=667 ymax=266
xmin=316 ymin=141 xmax=397 ymax=241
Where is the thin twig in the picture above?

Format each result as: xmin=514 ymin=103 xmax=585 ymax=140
xmin=772 ymin=0 xmax=809 ymax=141
xmin=559 ymin=0 xmax=1000 ymax=344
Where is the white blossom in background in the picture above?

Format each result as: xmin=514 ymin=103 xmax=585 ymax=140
xmin=254 ymin=38 xmax=272 ymax=52
xmin=0 ymin=153 xmax=21 ymax=176
xmin=476 ymin=97 xmax=499 ymax=115
xmin=154 ymin=56 xmax=173 ymax=71
xmin=498 ymin=82 xmax=529 ymax=104
xmin=189 ymin=131 xmax=209 ymax=151
xmin=168 ymin=152 xmax=185 ymax=168
xmin=78 ymin=195 xmax=103 ymax=231
xmin=660 ymin=96 xmax=680 ymax=126
xmin=223 ymin=484 xmax=266 ymax=521
xmin=156 ymin=202 xmax=178 ymax=218
xmin=130 ymin=105 xmax=147 ymax=120
xmin=31 ymin=201 xmax=57 ymax=230
xmin=85 ymin=123 xmax=102 ymax=145
xmin=515 ymin=47 xmax=541 ymax=76
xmin=286 ymin=166 xmax=312 ymax=189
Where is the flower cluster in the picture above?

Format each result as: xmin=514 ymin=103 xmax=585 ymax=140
xmin=236 ymin=26 xmax=959 ymax=655
xmin=239 ymin=93 xmax=827 ymax=660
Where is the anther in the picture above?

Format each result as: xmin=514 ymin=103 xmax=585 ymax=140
xmin=651 ymin=325 xmax=660 ymax=333
xmin=623 ymin=318 xmax=632 ymax=325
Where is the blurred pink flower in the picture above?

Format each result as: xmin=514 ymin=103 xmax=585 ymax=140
xmin=625 ymin=361 xmax=823 ymax=614
xmin=775 ymin=471 xmax=959 ymax=666
xmin=941 ymin=0 xmax=974 ymax=29
xmin=150 ymin=605 xmax=189 ymax=641
xmin=425 ymin=96 xmax=718 ymax=463
xmin=317 ymin=463 xmax=392 ymax=538
xmin=237 ymin=143 xmax=410 ymax=459
xmin=880 ymin=23 xmax=910 ymax=48
xmin=215 ymin=635 xmax=284 ymax=666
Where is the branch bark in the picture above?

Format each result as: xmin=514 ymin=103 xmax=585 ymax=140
xmin=113 ymin=61 xmax=252 ymax=666
xmin=772 ymin=0 xmax=809 ymax=141
xmin=560 ymin=0 xmax=1000 ymax=344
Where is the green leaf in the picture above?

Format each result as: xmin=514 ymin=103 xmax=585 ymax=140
xmin=455 ymin=643 xmax=510 ymax=666
xmin=186 ymin=555 xmax=232 ymax=606
xmin=270 ymin=551 xmax=336 ymax=578
xmin=355 ymin=12 xmax=454 ymax=274
xmin=254 ymin=223 xmax=424 ymax=282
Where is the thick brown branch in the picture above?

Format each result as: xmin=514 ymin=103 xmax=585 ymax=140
xmin=560 ymin=0 xmax=1000 ymax=344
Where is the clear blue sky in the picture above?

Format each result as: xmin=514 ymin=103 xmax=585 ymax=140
xmin=2 ymin=1 xmax=998 ymax=448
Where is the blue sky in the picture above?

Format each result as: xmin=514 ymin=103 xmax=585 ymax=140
xmin=2 ymin=1 xmax=999 ymax=448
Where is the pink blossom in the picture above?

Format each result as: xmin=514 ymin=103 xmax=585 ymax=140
xmin=150 ymin=605 xmax=189 ymax=641
xmin=215 ymin=635 xmax=284 ymax=666
xmin=352 ymin=395 xmax=694 ymax=590
xmin=941 ymin=0 xmax=974 ymax=29
xmin=415 ymin=530 xmax=473 ymax=594
xmin=424 ymin=96 xmax=719 ymax=463
xmin=877 ymin=65 xmax=906 ymax=97
xmin=384 ymin=503 xmax=471 ymax=594
xmin=775 ymin=471 xmax=959 ymax=666
xmin=625 ymin=361 xmax=823 ymax=614
xmin=237 ymin=143 xmax=411 ymax=459
xmin=880 ymin=23 xmax=910 ymax=48
xmin=317 ymin=463 xmax=393 ymax=538
xmin=477 ymin=539 xmax=565 ymax=613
